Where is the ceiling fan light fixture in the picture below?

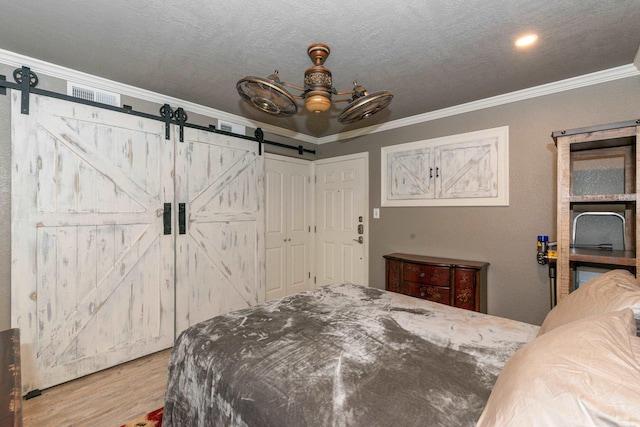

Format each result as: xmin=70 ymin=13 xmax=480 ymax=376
xmin=236 ymin=44 xmax=393 ymax=124
xmin=305 ymin=91 xmax=332 ymax=114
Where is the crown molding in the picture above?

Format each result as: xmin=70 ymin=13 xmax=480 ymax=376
xmin=1 ymin=48 xmax=637 ymax=146
xmin=316 ymin=63 xmax=640 ymax=144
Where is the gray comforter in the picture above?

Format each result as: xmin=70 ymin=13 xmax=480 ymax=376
xmin=164 ymin=284 xmax=538 ymax=426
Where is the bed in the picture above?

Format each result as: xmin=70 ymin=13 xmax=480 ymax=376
xmin=164 ymin=271 xmax=640 ymax=427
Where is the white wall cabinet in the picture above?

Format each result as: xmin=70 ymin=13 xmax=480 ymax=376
xmin=11 ymin=93 xmax=264 ymax=393
xmin=265 ymin=155 xmax=311 ymax=301
xmin=381 ymin=126 xmax=509 ymax=206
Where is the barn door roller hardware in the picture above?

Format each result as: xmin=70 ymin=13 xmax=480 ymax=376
xmin=0 ymin=66 xmax=315 ymax=156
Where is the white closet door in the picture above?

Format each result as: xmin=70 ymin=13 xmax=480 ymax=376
xmin=175 ymin=128 xmax=264 ymax=334
xmin=11 ymin=93 xmax=175 ymax=393
xmin=265 ymin=156 xmax=311 ymax=301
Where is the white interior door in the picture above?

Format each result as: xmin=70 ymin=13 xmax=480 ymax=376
xmin=11 ymin=93 xmax=175 ymax=393
xmin=265 ymin=155 xmax=311 ymax=300
xmin=175 ymin=128 xmax=264 ymax=334
xmin=314 ymin=153 xmax=368 ymax=287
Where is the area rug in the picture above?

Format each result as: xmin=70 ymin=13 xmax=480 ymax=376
xmin=120 ymin=407 xmax=163 ymax=427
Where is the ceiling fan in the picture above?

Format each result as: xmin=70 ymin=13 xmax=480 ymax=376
xmin=236 ymin=43 xmax=393 ymax=124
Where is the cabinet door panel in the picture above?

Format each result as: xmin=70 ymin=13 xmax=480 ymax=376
xmin=385 ymin=149 xmax=435 ymax=200
xmin=436 ymin=140 xmax=498 ymax=199
xmin=454 ymin=269 xmax=477 ymax=310
xmin=386 ymin=259 xmax=401 ymax=292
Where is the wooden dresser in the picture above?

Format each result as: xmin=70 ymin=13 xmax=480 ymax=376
xmin=384 ymin=253 xmax=488 ymax=313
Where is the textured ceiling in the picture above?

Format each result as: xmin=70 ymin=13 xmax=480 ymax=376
xmin=0 ymin=0 xmax=639 ymax=140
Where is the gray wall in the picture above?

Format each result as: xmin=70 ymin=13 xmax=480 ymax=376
xmin=318 ymin=76 xmax=640 ymax=325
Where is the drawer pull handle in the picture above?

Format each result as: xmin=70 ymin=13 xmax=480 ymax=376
xmin=420 ymin=291 xmax=426 ymax=297
xmin=420 ymin=272 xmax=425 ymax=278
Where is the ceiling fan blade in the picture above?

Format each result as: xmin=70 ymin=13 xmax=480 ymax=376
xmin=338 ymin=91 xmax=393 ymax=124
xmin=236 ymin=76 xmax=298 ymax=117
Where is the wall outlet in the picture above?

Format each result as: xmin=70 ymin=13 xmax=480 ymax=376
xmin=373 ymin=208 xmax=380 ymax=219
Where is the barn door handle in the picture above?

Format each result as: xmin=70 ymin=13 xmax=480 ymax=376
xmin=179 ymin=203 xmax=186 ymax=235
xmin=163 ymin=203 xmax=172 ymax=235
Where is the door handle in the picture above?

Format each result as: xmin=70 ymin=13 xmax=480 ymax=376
xmin=179 ymin=203 xmax=186 ymax=235
xmin=163 ymin=203 xmax=171 ymax=235
xmin=353 ymin=236 xmax=363 ymax=244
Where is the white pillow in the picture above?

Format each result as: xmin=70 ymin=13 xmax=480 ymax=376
xmin=538 ymin=269 xmax=640 ymax=336
xmin=476 ymin=309 xmax=640 ymax=427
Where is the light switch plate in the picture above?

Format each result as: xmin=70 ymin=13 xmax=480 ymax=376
xmin=373 ymin=208 xmax=380 ymax=219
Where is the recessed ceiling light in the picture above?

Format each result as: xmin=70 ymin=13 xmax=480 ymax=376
xmin=515 ymin=34 xmax=539 ymax=47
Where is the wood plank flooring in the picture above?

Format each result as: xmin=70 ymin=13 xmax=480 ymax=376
xmin=21 ymin=349 xmax=171 ymax=427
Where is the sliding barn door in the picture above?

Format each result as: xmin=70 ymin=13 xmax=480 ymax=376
xmin=175 ymin=128 xmax=264 ymax=334
xmin=11 ymin=93 xmax=175 ymax=393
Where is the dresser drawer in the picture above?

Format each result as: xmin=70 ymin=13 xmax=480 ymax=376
xmin=403 ymin=281 xmax=450 ymax=305
xmin=403 ymin=263 xmax=450 ymax=286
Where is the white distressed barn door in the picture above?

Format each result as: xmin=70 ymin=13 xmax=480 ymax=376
xmin=174 ymin=127 xmax=264 ymax=334
xmin=11 ymin=93 xmax=175 ymax=393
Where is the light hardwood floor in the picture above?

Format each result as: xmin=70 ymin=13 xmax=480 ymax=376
xmin=21 ymin=349 xmax=171 ymax=427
